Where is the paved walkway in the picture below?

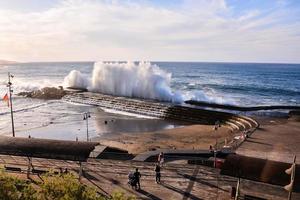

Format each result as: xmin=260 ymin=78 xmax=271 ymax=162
xmin=236 ymin=119 xmax=300 ymax=164
xmin=0 ymin=154 xmax=297 ymax=200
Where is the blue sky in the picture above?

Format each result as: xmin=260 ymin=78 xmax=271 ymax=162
xmin=0 ymin=0 xmax=299 ymax=63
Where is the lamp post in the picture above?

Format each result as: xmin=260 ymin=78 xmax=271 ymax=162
xmin=7 ymin=72 xmax=15 ymax=137
xmin=213 ymin=120 xmax=220 ymax=168
xmin=83 ymin=112 xmax=91 ymax=142
xmin=214 ymin=120 xmax=221 ymax=147
xmin=213 ymin=149 xmax=217 ymax=168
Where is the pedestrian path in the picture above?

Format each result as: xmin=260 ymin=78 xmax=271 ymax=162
xmin=0 ymin=154 xmax=296 ymax=199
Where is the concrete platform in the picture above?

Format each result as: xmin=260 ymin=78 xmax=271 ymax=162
xmin=236 ymin=118 xmax=300 ymax=164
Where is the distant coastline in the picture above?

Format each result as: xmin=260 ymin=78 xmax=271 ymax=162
xmin=0 ymin=59 xmax=18 ymax=66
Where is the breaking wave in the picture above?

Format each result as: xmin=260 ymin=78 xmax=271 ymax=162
xmin=63 ymin=70 xmax=88 ymax=89
xmin=7 ymin=79 xmax=59 ymax=93
xmin=64 ymin=62 xmax=183 ymax=102
xmin=63 ymin=61 xmax=234 ymax=104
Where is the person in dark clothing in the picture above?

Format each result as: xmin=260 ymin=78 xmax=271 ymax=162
xmin=154 ymin=164 xmax=161 ymax=183
xmin=128 ymin=171 xmax=135 ymax=188
xmin=209 ymin=145 xmax=213 ymax=153
xmin=134 ymin=168 xmax=141 ymax=190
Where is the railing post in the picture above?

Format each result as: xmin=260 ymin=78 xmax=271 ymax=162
xmin=234 ymin=177 xmax=240 ymax=200
xmin=27 ymin=157 xmax=32 ymax=179
xmin=79 ymin=161 xmax=83 ymax=181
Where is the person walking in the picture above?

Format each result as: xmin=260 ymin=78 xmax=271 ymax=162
xmin=134 ymin=168 xmax=141 ymax=190
xmin=154 ymin=164 xmax=161 ymax=183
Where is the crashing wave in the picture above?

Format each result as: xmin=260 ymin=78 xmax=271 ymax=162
xmin=62 ymin=61 xmax=236 ymax=104
xmin=63 ymin=70 xmax=88 ymax=90
xmin=63 ymin=61 xmax=183 ymax=102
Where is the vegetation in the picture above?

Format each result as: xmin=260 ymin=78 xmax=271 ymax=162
xmin=0 ymin=169 xmax=134 ymax=200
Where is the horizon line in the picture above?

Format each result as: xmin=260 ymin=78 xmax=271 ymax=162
xmin=7 ymin=60 xmax=300 ymax=65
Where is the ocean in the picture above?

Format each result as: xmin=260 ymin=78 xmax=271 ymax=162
xmin=0 ymin=62 xmax=299 ymax=140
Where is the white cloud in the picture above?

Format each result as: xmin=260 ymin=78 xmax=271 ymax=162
xmin=0 ymin=0 xmax=299 ymax=63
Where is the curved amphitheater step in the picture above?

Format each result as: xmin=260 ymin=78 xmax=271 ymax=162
xmin=225 ymin=115 xmax=259 ymax=133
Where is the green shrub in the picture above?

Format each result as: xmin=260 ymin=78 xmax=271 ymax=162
xmin=0 ymin=169 xmax=34 ymax=200
xmin=0 ymin=170 xmax=134 ymax=200
xmin=36 ymin=172 xmax=104 ymax=200
xmin=111 ymin=191 xmax=135 ymax=200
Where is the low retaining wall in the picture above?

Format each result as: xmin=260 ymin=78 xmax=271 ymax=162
xmin=221 ymin=154 xmax=300 ymax=192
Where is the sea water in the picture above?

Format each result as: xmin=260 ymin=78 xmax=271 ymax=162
xmin=0 ymin=62 xmax=299 ymax=140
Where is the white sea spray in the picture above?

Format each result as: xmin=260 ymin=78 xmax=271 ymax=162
xmin=63 ymin=61 xmax=236 ymax=104
xmin=63 ymin=70 xmax=89 ymax=89
xmin=64 ymin=61 xmax=184 ymax=102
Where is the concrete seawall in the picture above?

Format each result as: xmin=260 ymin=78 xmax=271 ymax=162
xmin=63 ymin=92 xmax=259 ymax=134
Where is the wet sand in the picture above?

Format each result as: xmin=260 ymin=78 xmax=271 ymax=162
xmin=100 ymin=124 xmax=232 ymax=154
xmin=8 ymin=107 xmax=186 ymax=141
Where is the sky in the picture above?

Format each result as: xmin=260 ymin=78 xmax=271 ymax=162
xmin=0 ymin=0 xmax=299 ymax=63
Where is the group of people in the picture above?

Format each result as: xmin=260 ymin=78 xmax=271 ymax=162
xmin=128 ymin=152 xmax=164 ymax=190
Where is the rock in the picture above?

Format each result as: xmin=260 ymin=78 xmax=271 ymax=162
xmin=18 ymin=87 xmax=67 ymax=99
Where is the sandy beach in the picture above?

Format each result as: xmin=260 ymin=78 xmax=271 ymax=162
xmin=99 ymin=113 xmax=300 ymax=161
xmin=100 ymin=124 xmax=232 ymax=154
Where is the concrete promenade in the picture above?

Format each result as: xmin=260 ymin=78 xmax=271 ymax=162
xmin=0 ymin=154 xmax=297 ymax=200
xmin=236 ymin=118 xmax=300 ymax=164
